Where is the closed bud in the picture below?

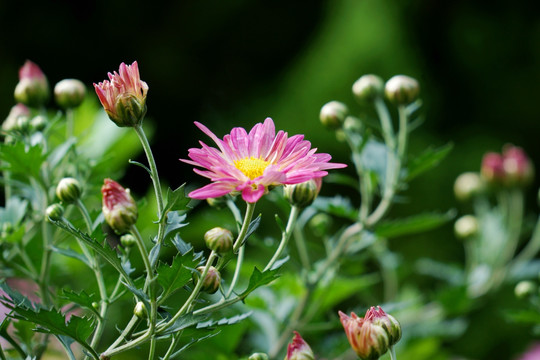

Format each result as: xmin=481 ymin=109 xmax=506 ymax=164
xmin=92 ymin=301 xmax=100 ymax=310
xmin=114 ymin=93 xmax=147 ymax=127
xmin=481 ymin=152 xmax=505 ymax=185
xmin=101 ymin=179 xmax=138 ymax=234
xmin=15 ymin=116 xmax=30 ymax=133
xmin=454 ymin=172 xmax=483 ymax=202
xmin=120 ymin=234 xmax=137 ymax=248
xmin=248 ymin=353 xmax=269 ymax=360
xmin=46 ymin=204 xmax=64 ymax=222
xmin=56 ymin=177 xmax=82 ymax=204
xmin=54 ymin=79 xmax=86 ymax=109
xmin=14 ymin=60 xmax=50 ymax=108
xmin=339 ymin=310 xmax=390 ymax=360
xmin=515 ymin=281 xmax=536 ymax=299
xmin=283 ymin=178 xmax=322 ymax=208
xmin=30 ymin=115 xmax=48 ymax=132
xmin=194 ymin=266 xmax=221 ymax=294
xmin=284 ymin=332 xmax=314 ymax=360
xmin=3 ymin=104 xmax=30 ymax=132
xmin=385 ymin=75 xmax=420 ymax=105
xmin=454 ymin=215 xmax=478 ymax=240
xmin=320 ymin=101 xmax=348 ymax=130
xmin=134 ymin=301 xmax=147 ymax=318
xmin=353 ymin=74 xmax=384 ymax=102
xmin=204 ymin=227 xmax=233 ymax=254
xmin=365 ymin=306 xmax=402 ymax=346
xmin=502 ymin=145 xmax=534 ymax=187
xmin=343 ymin=116 xmax=363 ymax=133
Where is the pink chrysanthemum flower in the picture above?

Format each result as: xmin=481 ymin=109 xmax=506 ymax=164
xmin=182 ymin=118 xmax=346 ymax=203
xmin=93 ymin=61 xmax=148 ymax=127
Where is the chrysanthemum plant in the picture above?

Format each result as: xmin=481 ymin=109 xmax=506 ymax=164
xmin=0 ymin=62 xmax=452 ymax=360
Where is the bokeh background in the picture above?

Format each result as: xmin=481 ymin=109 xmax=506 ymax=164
xmin=2 ymin=0 xmax=540 ymax=358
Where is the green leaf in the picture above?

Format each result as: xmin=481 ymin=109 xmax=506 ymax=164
xmin=196 ymin=312 xmax=252 ymax=329
xmin=163 ymin=211 xmax=189 ymax=242
xmin=406 ymin=143 xmax=453 ymax=181
xmin=169 ymin=331 xmax=219 ymax=359
xmin=504 ymin=309 xmax=540 ymax=324
xmin=48 ymin=138 xmax=76 ymax=169
xmin=49 ymin=219 xmax=135 ymax=288
xmin=243 ymin=214 xmax=261 ymax=245
xmin=171 ymin=234 xmax=192 ymax=255
xmin=0 ymin=142 xmax=47 ymax=179
xmin=61 ymin=289 xmax=100 ymax=318
xmin=0 ymin=197 xmax=28 ymax=226
xmin=313 ymin=196 xmax=358 ymax=221
xmin=0 ymin=318 xmax=27 ymax=358
xmin=51 ymin=246 xmax=91 ymax=267
xmin=162 ymin=184 xmax=190 ymax=218
xmin=157 ymin=250 xmax=202 ymax=300
xmin=374 ymin=210 xmax=456 ymax=239
xmin=238 ymin=267 xmax=280 ymax=299
xmin=160 ymin=313 xmax=209 ymax=335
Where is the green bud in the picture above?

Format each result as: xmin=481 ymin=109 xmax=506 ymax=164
xmin=309 ymin=213 xmax=332 ymax=237
xmin=204 ymin=227 xmax=233 ymax=254
xmin=54 ymin=79 xmax=86 ymax=109
xmin=352 ymin=74 xmax=384 ymax=102
xmin=385 ymin=75 xmax=420 ymax=105
xmin=193 ymin=266 xmax=221 ymax=294
xmin=248 ymin=353 xmax=269 ymax=360
xmin=283 ymin=179 xmax=321 ymax=208
xmin=56 ymin=177 xmax=82 ymax=204
xmin=113 ymin=93 xmax=147 ymax=128
xmin=134 ymin=301 xmax=147 ymax=318
xmin=120 ymin=234 xmax=137 ymax=248
xmin=515 ymin=281 xmax=536 ymax=299
xmin=343 ymin=116 xmax=363 ymax=133
xmin=454 ymin=172 xmax=483 ymax=202
xmin=319 ymin=101 xmax=348 ymax=130
xmin=92 ymin=301 xmax=100 ymax=310
xmin=454 ymin=215 xmax=479 ymax=240
xmin=46 ymin=204 xmax=64 ymax=222
xmin=30 ymin=115 xmax=48 ymax=132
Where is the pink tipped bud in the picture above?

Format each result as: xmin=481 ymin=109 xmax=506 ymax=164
xmin=364 ymin=306 xmax=402 ymax=346
xmin=204 ymin=227 xmax=233 ymax=254
xmin=193 ymin=266 xmax=221 ymax=294
xmin=14 ymin=60 xmax=50 ymax=107
xmin=320 ymin=101 xmax=348 ymax=130
xmin=339 ymin=310 xmax=390 ymax=360
xmin=285 ymin=332 xmax=314 ymax=360
xmin=3 ymin=103 xmax=30 ymax=131
xmin=101 ymin=179 xmax=138 ymax=234
xmin=283 ymin=178 xmax=322 ymax=208
xmin=502 ymin=145 xmax=534 ymax=186
xmin=94 ymin=61 xmax=148 ymax=127
xmin=481 ymin=152 xmax=505 ymax=185
xmin=384 ymin=75 xmax=419 ymax=105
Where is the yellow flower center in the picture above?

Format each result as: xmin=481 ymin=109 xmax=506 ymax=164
xmin=233 ymin=157 xmax=271 ymax=180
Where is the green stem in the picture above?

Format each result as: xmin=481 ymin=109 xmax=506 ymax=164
xmin=374 ymin=98 xmax=395 ymax=150
xmin=162 ymin=332 xmax=181 ymax=360
xmin=148 ymin=336 xmax=157 ymax=360
xmin=66 ymin=108 xmax=74 ymax=139
xmin=293 ymin=220 xmax=311 ymax=271
xmin=389 ymin=346 xmax=397 ymax=360
xmin=104 ymin=315 xmax=140 ymax=355
xmin=513 ymin=214 xmax=540 ymax=264
xmin=264 ymin=205 xmax=301 ymax=272
xmin=226 ymin=245 xmax=245 ymax=298
xmin=233 ymin=202 xmax=256 ymax=253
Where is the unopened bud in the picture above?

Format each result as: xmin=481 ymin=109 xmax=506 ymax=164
xmin=56 ymin=177 xmax=82 ymax=204
xmin=248 ymin=353 xmax=269 ymax=360
xmin=320 ymin=101 xmax=348 ymax=130
xmin=120 ymin=234 xmax=137 ymax=248
xmin=283 ymin=178 xmax=322 ymax=208
xmin=515 ymin=281 xmax=536 ymax=299
xmin=343 ymin=116 xmax=363 ymax=133
xmin=454 ymin=172 xmax=483 ymax=202
xmin=30 ymin=115 xmax=47 ymax=132
xmin=194 ymin=266 xmax=221 ymax=294
xmin=114 ymin=93 xmax=147 ymax=127
xmin=134 ymin=301 xmax=147 ymax=318
xmin=3 ymin=104 xmax=30 ymax=132
xmin=285 ymin=332 xmax=314 ymax=360
xmin=481 ymin=152 xmax=505 ymax=185
xmin=454 ymin=215 xmax=478 ymax=240
xmin=16 ymin=116 xmax=30 ymax=133
xmin=46 ymin=204 xmax=64 ymax=222
xmin=365 ymin=306 xmax=402 ymax=346
xmin=54 ymin=79 xmax=86 ymax=109
xmin=204 ymin=227 xmax=233 ymax=254
xmin=101 ymin=179 xmax=138 ymax=234
xmin=353 ymin=74 xmax=384 ymax=102
xmin=92 ymin=301 xmax=100 ymax=310
xmin=14 ymin=60 xmax=50 ymax=108
xmin=385 ymin=75 xmax=420 ymax=105
xmin=339 ymin=310 xmax=390 ymax=360
xmin=502 ymin=145 xmax=534 ymax=187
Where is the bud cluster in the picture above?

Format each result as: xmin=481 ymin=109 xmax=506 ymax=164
xmin=481 ymin=145 xmax=533 ymax=187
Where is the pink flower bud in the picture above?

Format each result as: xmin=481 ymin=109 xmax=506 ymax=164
xmin=285 ymin=332 xmax=314 ymax=360
xmin=3 ymin=103 xmax=30 ymax=131
xmin=101 ymin=179 xmax=138 ymax=234
xmin=94 ymin=61 xmax=148 ymax=127
xmin=339 ymin=310 xmax=390 ymax=360
xmin=14 ymin=60 xmax=50 ymax=108
xmin=364 ymin=306 xmax=402 ymax=346
xmin=480 ymin=152 xmax=505 ymax=185
xmin=502 ymin=145 xmax=534 ymax=186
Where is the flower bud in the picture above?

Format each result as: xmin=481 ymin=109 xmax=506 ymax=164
xmin=134 ymin=301 xmax=147 ymax=318
xmin=101 ymin=179 xmax=138 ymax=234
xmin=56 ymin=177 xmax=82 ymax=204
xmin=353 ymin=74 xmax=384 ymax=102
xmin=14 ymin=60 xmax=50 ymax=108
xmin=454 ymin=215 xmax=478 ymax=240
xmin=284 ymin=332 xmax=314 ymax=360
xmin=320 ymin=101 xmax=348 ymax=130
xmin=3 ymin=104 xmax=30 ymax=132
xmin=481 ymin=152 xmax=505 ymax=185
xmin=30 ymin=115 xmax=48 ymax=132
xmin=283 ymin=178 xmax=322 ymax=208
xmin=502 ymin=145 xmax=534 ymax=187
xmin=92 ymin=301 xmax=100 ymax=310
xmin=193 ymin=266 xmax=221 ymax=294
xmin=384 ymin=75 xmax=420 ymax=105
xmin=515 ymin=281 xmax=536 ymax=299
xmin=15 ymin=116 xmax=30 ymax=133
xmin=308 ymin=213 xmax=333 ymax=237
xmin=339 ymin=310 xmax=390 ymax=360
xmin=365 ymin=306 xmax=401 ymax=346
xmin=46 ymin=204 xmax=64 ymax=222
xmin=204 ymin=227 xmax=233 ymax=254
xmin=343 ymin=116 xmax=363 ymax=133
xmin=248 ymin=353 xmax=269 ymax=360
xmin=120 ymin=234 xmax=137 ymax=248
xmin=54 ymin=79 xmax=86 ymax=109
xmin=454 ymin=172 xmax=483 ymax=202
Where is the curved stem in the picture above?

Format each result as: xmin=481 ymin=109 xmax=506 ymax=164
xmin=264 ymin=205 xmax=301 ymax=272
xmin=233 ymin=202 xmax=256 ymax=253
xmin=374 ymin=98 xmax=395 ymax=150
xmin=389 ymin=346 xmax=398 ymax=360
xmin=226 ymin=245 xmax=245 ymax=298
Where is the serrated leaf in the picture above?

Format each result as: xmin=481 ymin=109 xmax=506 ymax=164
xmin=168 ymin=331 xmax=219 ymax=359
xmin=406 ymin=143 xmax=453 ymax=181
xmin=51 ymin=246 xmax=90 ymax=267
xmin=157 ymin=250 xmax=201 ymax=300
xmin=171 ymin=234 xmax=192 ymax=255
xmin=374 ymin=210 xmax=456 ymax=239
xmin=0 ymin=142 xmax=46 ymax=179
xmin=0 ymin=318 xmax=26 ymax=358
xmin=163 ymin=211 xmax=189 ymax=243
xmin=61 ymin=290 xmax=100 ymax=318
xmin=196 ymin=312 xmax=252 ymax=329
xmin=49 ymin=219 xmax=135 ymax=288
xmin=238 ymin=267 xmax=280 ymax=298
xmin=162 ymin=184 xmax=190 ymax=218
xmin=124 ymin=284 xmax=151 ymax=313
xmin=160 ymin=313 xmax=209 ymax=335
xmin=0 ymin=283 xmax=37 ymax=310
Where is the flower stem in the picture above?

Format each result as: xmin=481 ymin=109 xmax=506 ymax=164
xmin=264 ymin=205 xmax=301 ymax=272
xmin=232 ymin=202 xmax=256 ymax=253
xmin=389 ymin=346 xmax=397 ymax=360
